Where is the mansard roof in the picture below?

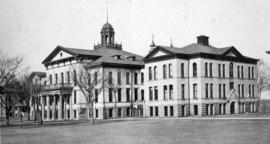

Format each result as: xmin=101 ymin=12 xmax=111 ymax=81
xmin=42 ymin=45 xmax=144 ymax=68
xmin=144 ymin=43 xmax=258 ymax=64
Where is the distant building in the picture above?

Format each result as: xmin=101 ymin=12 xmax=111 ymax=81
xmin=32 ymin=22 xmax=259 ymax=121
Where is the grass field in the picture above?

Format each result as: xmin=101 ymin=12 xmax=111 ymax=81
xmin=1 ymin=113 xmax=270 ymax=144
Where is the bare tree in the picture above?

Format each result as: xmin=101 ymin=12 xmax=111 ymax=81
xmin=106 ymin=76 xmax=121 ymax=118
xmin=70 ymin=65 xmax=105 ymax=124
xmin=257 ymin=60 xmax=270 ymax=112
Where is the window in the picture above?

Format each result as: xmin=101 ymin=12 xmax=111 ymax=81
xmin=241 ymin=66 xmax=243 ymax=79
xmin=238 ymin=84 xmax=241 ymax=98
xmin=181 ymin=84 xmax=185 ymax=100
xmin=154 ymin=86 xmax=158 ymax=100
xmin=94 ymin=72 xmax=97 ymax=84
xmin=248 ymin=67 xmax=250 ymax=79
xmin=223 ymin=84 xmax=226 ymax=98
xmin=205 ymin=83 xmax=208 ymax=98
xmin=118 ymin=88 xmax=121 ymax=102
xmin=74 ymin=110 xmax=77 ymax=118
xmin=210 ymin=84 xmax=213 ymax=98
xmin=141 ymin=90 xmax=144 ymax=101
xmin=194 ymin=105 xmax=198 ymax=115
xmin=118 ymin=108 xmax=121 ymax=117
xmin=134 ymin=88 xmax=138 ymax=101
xmin=170 ymin=106 xmax=174 ymax=116
xmin=109 ymin=88 xmax=113 ymax=102
xmin=49 ymin=74 xmax=52 ymax=84
xmin=163 ymin=85 xmax=168 ymax=100
xmin=249 ymin=85 xmax=251 ymax=97
xmin=193 ymin=84 xmax=197 ymax=99
xmin=230 ymin=82 xmax=234 ymax=90
xmin=252 ymin=85 xmax=254 ymax=98
xmin=134 ymin=73 xmax=138 ymax=84
xmin=229 ymin=62 xmax=233 ymax=78
xmin=73 ymin=70 xmax=77 ymax=86
xmin=154 ymin=66 xmax=157 ymax=80
xmin=73 ymin=91 xmax=77 ymax=104
xmin=95 ymin=89 xmax=98 ymax=102
xmin=237 ymin=66 xmax=240 ymax=78
xmin=210 ymin=63 xmax=213 ymax=77
xmin=163 ymin=65 xmax=167 ymax=79
xmin=169 ymin=85 xmax=173 ymax=100
xmin=252 ymin=67 xmax=254 ymax=79
xmin=150 ymin=107 xmax=153 ymax=117
xmin=61 ymin=72 xmax=64 ymax=83
xmin=205 ymin=63 xmax=208 ymax=77
xmin=141 ymin=72 xmax=144 ymax=84
xmin=164 ymin=106 xmax=168 ymax=116
xmin=126 ymin=88 xmax=130 ymax=102
xmin=218 ymin=64 xmax=221 ymax=77
xmin=87 ymin=73 xmax=91 ymax=85
xmin=127 ymin=108 xmax=131 ymax=117
xmin=169 ymin=64 xmax=172 ymax=78
xmin=109 ymin=108 xmax=113 ymax=118
xmin=95 ymin=109 xmax=98 ymax=118
xmin=222 ymin=64 xmax=225 ymax=78
xmin=55 ymin=74 xmax=58 ymax=84
xmin=219 ymin=84 xmax=222 ymax=98
xmin=149 ymin=87 xmax=153 ymax=100
xmin=149 ymin=67 xmax=152 ymax=80
xmin=126 ymin=72 xmax=130 ymax=84
xmin=242 ymin=84 xmax=244 ymax=98
xmin=193 ymin=63 xmax=197 ymax=77
xmin=155 ymin=106 xmax=159 ymax=116
xmin=181 ymin=63 xmax=184 ymax=78
xmin=117 ymin=72 xmax=121 ymax=85
xmin=108 ymin=71 xmax=112 ymax=85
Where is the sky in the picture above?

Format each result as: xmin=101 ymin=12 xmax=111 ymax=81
xmin=0 ymin=0 xmax=269 ymax=72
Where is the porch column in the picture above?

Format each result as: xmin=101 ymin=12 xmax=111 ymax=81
xmin=58 ymin=94 xmax=62 ymax=120
xmin=64 ymin=96 xmax=67 ymax=120
xmin=70 ymin=95 xmax=73 ymax=119
xmin=47 ymin=95 xmax=50 ymax=120
xmin=52 ymin=95 xmax=56 ymax=120
xmin=41 ymin=96 xmax=45 ymax=120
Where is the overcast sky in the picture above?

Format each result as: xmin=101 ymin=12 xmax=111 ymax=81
xmin=0 ymin=0 xmax=269 ymax=71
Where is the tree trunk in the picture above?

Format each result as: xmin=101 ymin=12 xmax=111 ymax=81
xmin=5 ymin=94 xmax=10 ymax=126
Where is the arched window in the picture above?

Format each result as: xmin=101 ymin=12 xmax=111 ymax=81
xmin=193 ymin=84 xmax=197 ymax=99
xmin=108 ymin=71 xmax=112 ymax=85
xmin=55 ymin=74 xmax=58 ymax=84
xmin=134 ymin=73 xmax=138 ymax=84
xmin=205 ymin=63 xmax=208 ymax=77
xmin=169 ymin=64 xmax=172 ymax=78
xmin=126 ymin=72 xmax=130 ymax=84
xmin=218 ymin=64 xmax=221 ymax=77
xmin=141 ymin=72 xmax=144 ymax=84
xmin=209 ymin=63 xmax=212 ymax=77
xmin=251 ymin=67 xmax=254 ymax=79
xmin=163 ymin=65 xmax=167 ymax=79
xmin=229 ymin=62 xmax=233 ymax=78
xmin=222 ymin=64 xmax=225 ymax=78
xmin=149 ymin=67 xmax=152 ymax=80
xmin=193 ymin=63 xmax=197 ymax=77
xmin=61 ymin=72 xmax=64 ymax=84
xmin=49 ymin=74 xmax=52 ymax=84
xmin=248 ymin=67 xmax=250 ymax=79
xmin=237 ymin=66 xmax=240 ymax=78
xmin=154 ymin=66 xmax=157 ymax=80
xmin=241 ymin=66 xmax=243 ymax=78
xmin=181 ymin=63 xmax=184 ymax=78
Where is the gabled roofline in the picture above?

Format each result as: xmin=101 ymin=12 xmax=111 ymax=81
xmin=144 ymin=46 xmax=174 ymax=60
xmin=222 ymin=46 xmax=244 ymax=57
xmin=42 ymin=45 xmax=76 ymax=64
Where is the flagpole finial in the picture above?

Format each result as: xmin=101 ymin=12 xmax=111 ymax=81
xmin=150 ymin=34 xmax=156 ymax=47
xmin=170 ymin=36 xmax=173 ymax=47
xmin=106 ymin=0 xmax=109 ymax=23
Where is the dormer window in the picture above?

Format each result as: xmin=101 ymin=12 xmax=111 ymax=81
xmin=60 ymin=52 xmax=63 ymax=57
xmin=112 ymin=55 xmax=121 ymax=60
xmin=127 ymin=56 xmax=136 ymax=61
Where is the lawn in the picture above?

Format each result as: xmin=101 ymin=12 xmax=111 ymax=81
xmin=1 ymin=114 xmax=270 ymax=144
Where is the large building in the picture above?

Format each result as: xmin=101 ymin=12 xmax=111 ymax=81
xmin=31 ymin=21 xmax=259 ymax=121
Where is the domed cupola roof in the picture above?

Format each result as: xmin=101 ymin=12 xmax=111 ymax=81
xmin=102 ymin=22 xmax=114 ymax=30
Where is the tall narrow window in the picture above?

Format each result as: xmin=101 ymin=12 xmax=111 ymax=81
xmin=118 ymin=88 xmax=121 ymax=102
xmin=61 ymin=72 xmax=64 ymax=84
xmin=169 ymin=85 xmax=173 ymax=100
xmin=108 ymin=71 xmax=113 ymax=85
xmin=150 ymin=107 xmax=153 ymax=117
xmin=126 ymin=88 xmax=130 ymax=102
xmin=55 ymin=74 xmax=58 ymax=84
xmin=181 ymin=63 xmax=184 ymax=78
xmin=181 ymin=84 xmax=185 ymax=100
xmin=149 ymin=67 xmax=152 ymax=80
xmin=87 ymin=73 xmax=91 ymax=85
xmin=252 ymin=67 xmax=254 ymax=79
xmin=205 ymin=83 xmax=208 ymax=98
xmin=149 ymin=87 xmax=153 ymax=101
xmin=49 ymin=74 xmax=52 ymax=84
xmin=154 ymin=66 xmax=157 ymax=80
xmin=223 ymin=84 xmax=226 ymax=98
xmin=205 ymin=63 xmax=208 ymax=77
xmin=193 ymin=63 xmax=197 ymax=77
xmin=193 ymin=84 xmax=197 ymax=99
xmin=237 ymin=66 xmax=240 ymax=78
xmin=154 ymin=86 xmax=158 ymax=100
xmin=155 ymin=106 xmax=159 ymax=116
xmin=249 ymin=85 xmax=251 ymax=97
xmin=126 ymin=72 xmax=130 ymax=84
xmin=219 ymin=84 xmax=222 ymax=98
xmin=170 ymin=106 xmax=174 ymax=116
xmin=222 ymin=64 xmax=225 ymax=78
xmin=241 ymin=66 xmax=243 ymax=79
xmin=95 ymin=89 xmax=98 ymax=102
xmin=252 ymin=85 xmax=254 ymax=98
xmin=141 ymin=72 xmax=144 ymax=84
xmin=94 ymin=72 xmax=97 ymax=84
xmin=238 ymin=84 xmax=241 ymax=98
xmin=163 ymin=85 xmax=168 ymax=100
xmin=169 ymin=64 xmax=172 ymax=78
xmin=73 ymin=91 xmax=77 ymax=104
xmin=210 ymin=63 xmax=213 ymax=77
xmin=242 ymin=85 xmax=244 ymax=98
xmin=248 ymin=67 xmax=250 ymax=79
xmin=134 ymin=73 xmax=138 ymax=84
xmin=229 ymin=62 xmax=233 ymax=78
xmin=135 ymin=88 xmax=138 ymax=101
xmin=141 ymin=90 xmax=144 ymax=101
xmin=73 ymin=70 xmax=77 ymax=86
xmin=109 ymin=88 xmax=113 ymax=102
xmin=163 ymin=65 xmax=167 ymax=79
xmin=164 ymin=106 xmax=168 ymax=117
xmin=117 ymin=72 xmax=121 ymax=85
xmin=210 ymin=84 xmax=213 ymax=98
xmin=218 ymin=64 xmax=221 ymax=77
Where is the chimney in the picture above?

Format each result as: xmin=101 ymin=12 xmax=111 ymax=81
xmin=197 ymin=35 xmax=209 ymax=46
